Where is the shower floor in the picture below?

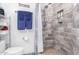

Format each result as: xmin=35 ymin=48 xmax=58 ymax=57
xmin=41 ymin=47 xmax=61 ymax=55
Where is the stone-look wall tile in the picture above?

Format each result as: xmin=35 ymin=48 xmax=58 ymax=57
xmin=42 ymin=3 xmax=77 ymax=55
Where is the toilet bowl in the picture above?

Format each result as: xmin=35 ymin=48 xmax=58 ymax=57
xmin=0 ymin=40 xmax=24 ymax=55
xmin=1 ymin=47 xmax=24 ymax=55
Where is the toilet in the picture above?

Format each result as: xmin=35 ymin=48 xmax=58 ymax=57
xmin=0 ymin=40 xmax=24 ymax=55
xmin=1 ymin=47 xmax=24 ymax=55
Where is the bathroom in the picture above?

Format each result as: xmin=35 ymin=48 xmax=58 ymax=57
xmin=0 ymin=3 xmax=79 ymax=55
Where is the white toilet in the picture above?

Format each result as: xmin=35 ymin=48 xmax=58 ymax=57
xmin=0 ymin=40 xmax=24 ymax=55
xmin=2 ymin=47 xmax=24 ymax=55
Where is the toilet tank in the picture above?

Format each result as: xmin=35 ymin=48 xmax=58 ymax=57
xmin=0 ymin=40 xmax=6 ymax=54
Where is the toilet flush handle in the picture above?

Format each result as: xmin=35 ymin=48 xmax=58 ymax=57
xmin=22 ymin=36 xmax=29 ymax=42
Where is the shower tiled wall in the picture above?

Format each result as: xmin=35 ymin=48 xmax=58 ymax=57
xmin=42 ymin=3 xmax=77 ymax=54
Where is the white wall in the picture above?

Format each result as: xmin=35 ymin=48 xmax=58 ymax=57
xmin=0 ymin=3 xmax=43 ymax=54
xmin=36 ymin=4 xmax=43 ymax=52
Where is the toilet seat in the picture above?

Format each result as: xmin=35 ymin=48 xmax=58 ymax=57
xmin=2 ymin=47 xmax=24 ymax=55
